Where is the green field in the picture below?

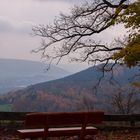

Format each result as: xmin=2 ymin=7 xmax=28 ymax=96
xmin=0 ymin=104 xmax=12 ymax=112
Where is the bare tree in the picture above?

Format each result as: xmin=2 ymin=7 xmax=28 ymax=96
xmin=76 ymin=93 xmax=97 ymax=111
xmin=108 ymin=86 xmax=140 ymax=114
xmin=32 ymin=0 xmax=129 ymax=69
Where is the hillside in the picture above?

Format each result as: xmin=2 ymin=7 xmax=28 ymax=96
xmin=0 ymin=58 xmax=70 ymax=94
xmin=0 ymin=64 xmax=140 ymax=112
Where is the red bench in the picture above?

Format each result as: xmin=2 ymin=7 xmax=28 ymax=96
xmin=17 ymin=111 xmax=104 ymax=140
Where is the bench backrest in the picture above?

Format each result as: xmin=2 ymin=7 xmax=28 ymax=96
xmin=25 ymin=111 xmax=104 ymax=127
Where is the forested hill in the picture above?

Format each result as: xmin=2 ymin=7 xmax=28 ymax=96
xmin=0 ymin=64 xmax=139 ymax=112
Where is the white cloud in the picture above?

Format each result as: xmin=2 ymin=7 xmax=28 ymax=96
xmin=0 ymin=0 xmax=74 ymax=63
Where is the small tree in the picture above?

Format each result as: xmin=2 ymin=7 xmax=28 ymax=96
xmin=113 ymin=0 xmax=140 ymax=67
xmin=108 ymin=86 xmax=140 ymax=114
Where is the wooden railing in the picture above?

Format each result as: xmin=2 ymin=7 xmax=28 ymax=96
xmin=0 ymin=112 xmax=140 ymax=128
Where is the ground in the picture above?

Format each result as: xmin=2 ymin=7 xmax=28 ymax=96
xmin=0 ymin=129 xmax=140 ymax=140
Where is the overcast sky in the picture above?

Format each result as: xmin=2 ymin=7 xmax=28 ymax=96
xmin=0 ymin=0 xmax=127 ymax=72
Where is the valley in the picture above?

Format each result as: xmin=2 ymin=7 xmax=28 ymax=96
xmin=0 ymin=63 xmax=139 ymax=113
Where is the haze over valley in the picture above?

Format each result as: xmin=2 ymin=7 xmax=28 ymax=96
xmin=0 ymin=58 xmax=70 ymax=94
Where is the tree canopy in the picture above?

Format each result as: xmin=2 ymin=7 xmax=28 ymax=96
xmin=33 ymin=0 xmax=139 ymax=69
xmin=113 ymin=0 xmax=140 ymax=67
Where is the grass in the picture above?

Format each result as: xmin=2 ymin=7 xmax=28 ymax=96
xmin=0 ymin=104 xmax=12 ymax=112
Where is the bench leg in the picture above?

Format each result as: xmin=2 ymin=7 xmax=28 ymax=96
xmin=43 ymin=136 xmax=47 ymax=140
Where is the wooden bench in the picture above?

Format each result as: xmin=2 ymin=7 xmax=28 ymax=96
xmin=17 ymin=111 xmax=104 ymax=140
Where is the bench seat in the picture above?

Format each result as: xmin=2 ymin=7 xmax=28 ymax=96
xmin=17 ymin=126 xmax=98 ymax=138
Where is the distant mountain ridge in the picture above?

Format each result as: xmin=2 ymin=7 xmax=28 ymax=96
xmin=24 ymin=64 xmax=140 ymax=94
xmin=0 ymin=63 xmax=139 ymax=112
xmin=0 ymin=58 xmax=70 ymax=94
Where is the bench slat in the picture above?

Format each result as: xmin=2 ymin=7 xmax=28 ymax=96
xmin=47 ymin=126 xmax=98 ymax=137
xmin=17 ymin=126 xmax=98 ymax=138
xmin=17 ymin=129 xmax=44 ymax=139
